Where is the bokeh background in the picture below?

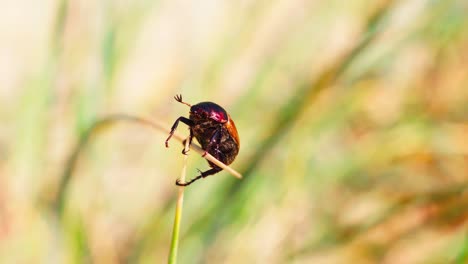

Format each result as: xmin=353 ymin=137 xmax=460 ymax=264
xmin=1 ymin=0 xmax=468 ymax=263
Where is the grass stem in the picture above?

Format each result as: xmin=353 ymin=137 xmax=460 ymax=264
xmin=168 ymin=137 xmax=190 ymax=264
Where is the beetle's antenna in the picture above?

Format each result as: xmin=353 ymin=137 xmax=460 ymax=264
xmin=174 ymin=94 xmax=191 ymax=107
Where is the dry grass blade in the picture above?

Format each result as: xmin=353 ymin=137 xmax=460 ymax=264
xmin=52 ymin=114 xmax=242 ymax=216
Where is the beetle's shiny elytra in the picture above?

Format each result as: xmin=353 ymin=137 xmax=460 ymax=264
xmin=165 ymin=94 xmax=240 ymax=186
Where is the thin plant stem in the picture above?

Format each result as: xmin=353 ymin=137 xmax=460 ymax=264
xmin=52 ymin=113 xmax=242 ymax=216
xmin=168 ymin=137 xmax=190 ymax=264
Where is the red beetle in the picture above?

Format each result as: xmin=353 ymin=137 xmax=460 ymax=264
xmin=165 ymin=94 xmax=240 ymax=186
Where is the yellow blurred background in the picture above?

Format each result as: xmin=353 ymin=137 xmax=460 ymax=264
xmin=1 ymin=0 xmax=467 ymax=263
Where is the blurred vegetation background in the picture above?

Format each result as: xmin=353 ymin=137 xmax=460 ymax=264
xmin=1 ymin=0 xmax=468 ymax=263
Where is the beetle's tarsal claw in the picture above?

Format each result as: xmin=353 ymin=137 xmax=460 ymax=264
xmin=175 ymin=175 xmax=202 ymax=186
xmin=175 ymin=179 xmax=186 ymax=186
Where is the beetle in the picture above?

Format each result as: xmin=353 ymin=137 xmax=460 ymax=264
xmin=165 ymin=94 xmax=240 ymax=186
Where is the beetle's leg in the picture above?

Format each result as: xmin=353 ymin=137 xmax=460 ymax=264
xmin=176 ymin=167 xmax=222 ymax=186
xmin=181 ymin=128 xmax=193 ymax=155
xmin=165 ymin=117 xmax=194 ymax=148
xmin=174 ymin=94 xmax=191 ymax=107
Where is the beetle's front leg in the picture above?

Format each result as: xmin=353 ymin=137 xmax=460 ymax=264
xmin=165 ymin=117 xmax=194 ymax=148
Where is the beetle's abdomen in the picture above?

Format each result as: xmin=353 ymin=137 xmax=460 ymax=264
xmin=211 ymin=136 xmax=239 ymax=165
xmin=191 ymin=121 xmax=239 ymax=166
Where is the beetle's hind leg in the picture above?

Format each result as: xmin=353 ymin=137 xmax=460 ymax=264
xmin=176 ymin=167 xmax=222 ymax=186
xmin=174 ymin=94 xmax=191 ymax=107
